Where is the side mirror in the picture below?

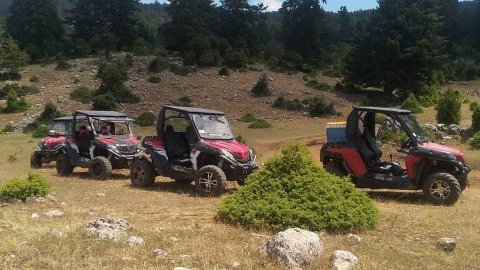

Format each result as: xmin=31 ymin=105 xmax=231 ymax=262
xmin=48 ymin=130 xmax=57 ymax=137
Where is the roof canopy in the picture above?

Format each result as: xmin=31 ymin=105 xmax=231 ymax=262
xmin=164 ymin=105 xmax=225 ymax=115
xmin=354 ymin=106 xmax=412 ymax=114
xmin=75 ymin=110 xmax=128 ymax=118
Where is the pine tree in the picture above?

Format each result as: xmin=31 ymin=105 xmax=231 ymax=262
xmin=6 ymin=0 xmax=64 ymax=61
xmin=0 ymin=36 xmax=28 ymax=74
xmin=345 ymin=0 xmax=447 ymax=97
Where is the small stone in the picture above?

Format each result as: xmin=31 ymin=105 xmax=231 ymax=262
xmin=153 ymin=249 xmax=167 ymax=258
xmin=84 ymin=217 xmax=131 ymax=241
xmin=170 ymin=236 xmax=178 ymax=242
xmin=331 ymin=250 xmax=358 ymax=270
xmin=437 ymin=237 xmax=456 ymax=252
xmin=174 ymin=267 xmax=191 ymax=270
xmin=346 ymin=234 xmax=361 ymax=244
xmin=125 ymin=236 xmax=145 ymax=246
xmin=97 ymin=193 xmax=106 ymax=197
xmin=31 ymin=213 xmax=40 ymax=219
xmin=46 ymin=194 xmax=57 ymax=202
xmin=232 ymin=261 xmax=241 ymax=268
xmin=50 ymin=230 xmax=66 ymax=239
xmin=45 ymin=209 xmax=64 ymax=218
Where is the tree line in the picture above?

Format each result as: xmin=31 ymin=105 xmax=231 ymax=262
xmin=0 ymin=0 xmax=480 ymax=102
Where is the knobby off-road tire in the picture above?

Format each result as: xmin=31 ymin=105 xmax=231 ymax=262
xmin=30 ymin=151 xmax=42 ymax=168
xmin=88 ymin=156 xmax=112 ymax=180
xmin=237 ymin=179 xmax=246 ymax=186
xmin=457 ymin=175 xmax=469 ymax=192
xmin=130 ymin=159 xmax=155 ymax=188
xmin=195 ymin=165 xmax=227 ymax=197
xmin=56 ymin=154 xmax=74 ymax=176
xmin=422 ymin=172 xmax=461 ymax=206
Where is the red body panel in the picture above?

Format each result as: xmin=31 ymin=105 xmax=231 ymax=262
xmin=202 ymin=139 xmax=251 ymax=160
xmin=405 ymin=155 xmax=422 ymax=179
xmin=41 ymin=136 xmax=66 ymax=148
xmin=97 ymin=136 xmax=139 ymax=145
xmin=418 ymin=142 xmax=466 ymax=162
xmin=143 ymin=137 xmax=165 ymax=149
xmin=326 ymin=145 xmax=368 ymax=176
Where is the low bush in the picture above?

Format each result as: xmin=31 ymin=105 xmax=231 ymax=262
xmin=55 ymin=59 xmax=72 ymax=70
xmin=70 ymin=86 xmax=94 ymax=103
xmin=273 ymin=97 xmax=303 ymax=111
xmin=169 ymin=64 xmax=197 ymax=76
xmin=0 ymin=84 xmax=39 ymax=99
xmin=436 ymin=88 xmax=461 ymax=125
xmin=37 ymin=103 xmax=63 ymax=124
xmin=136 ymin=112 xmax=156 ymax=127
xmin=248 ymin=119 xmax=272 ymax=129
xmin=32 ymin=125 xmax=49 ymax=138
xmin=149 ymin=56 xmax=169 ymax=73
xmin=0 ymin=124 xmax=15 ymax=134
xmin=401 ymin=93 xmax=423 ymax=114
xmin=306 ymin=79 xmax=331 ymax=91
xmin=377 ymin=130 xmax=408 ymax=145
xmin=239 ymin=113 xmax=257 ymax=123
xmin=305 ymin=96 xmax=336 ymax=117
xmin=217 ymin=142 xmax=378 ymax=231
xmin=147 ymin=76 xmax=161 ymax=83
xmin=218 ymin=67 xmax=230 ymax=76
xmin=1 ymin=90 xmax=30 ymax=113
xmin=251 ymin=74 xmax=270 ymax=97
xmin=469 ymin=132 xmax=480 ymax=149
xmin=178 ymin=96 xmax=192 ymax=106
xmin=235 ymin=134 xmax=247 ymax=144
xmin=472 ymin=108 xmax=480 ymax=133
xmin=375 ymin=114 xmax=387 ymax=124
xmin=92 ymin=94 xmax=117 ymax=111
xmin=224 ymin=50 xmax=248 ymax=68
xmin=0 ymin=72 xmax=21 ymax=81
xmin=29 ymin=75 xmax=39 ymax=82
xmin=470 ymin=101 xmax=478 ymax=111
xmin=0 ymin=173 xmax=52 ymax=202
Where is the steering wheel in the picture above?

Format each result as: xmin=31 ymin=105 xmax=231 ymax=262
xmin=398 ymin=138 xmax=413 ymax=154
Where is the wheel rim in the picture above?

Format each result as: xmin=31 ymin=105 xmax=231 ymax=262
xmin=198 ymin=172 xmax=217 ymax=193
xmin=430 ymin=180 xmax=451 ymax=200
xmin=91 ymin=162 xmax=103 ymax=177
xmin=132 ymin=165 xmax=145 ymax=184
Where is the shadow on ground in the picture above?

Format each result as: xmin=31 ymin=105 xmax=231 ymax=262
xmin=366 ymin=190 xmax=426 ymax=205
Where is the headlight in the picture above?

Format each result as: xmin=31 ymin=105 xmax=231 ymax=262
xmin=107 ymin=145 xmax=118 ymax=151
xmin=37 ymin=142 xmax=44 ymax=150
xmin=222 ymin=150 xmax=236 ymax=161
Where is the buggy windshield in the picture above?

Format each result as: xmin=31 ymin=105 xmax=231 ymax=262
xmin=192 ymin=114 xmax=234 ymax=140
xmin=400 ymin=114 xmax=428 ymax=143
xmin=91 ymin=118 xmax=133 ymax=137
xmin=50 ymin=120 xmax=72 ymax=136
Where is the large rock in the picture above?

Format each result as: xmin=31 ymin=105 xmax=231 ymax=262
xmin=437 ymin=237 xmax=456 ymax=252
xmin=84 ymin=218 xmax=131 ymax=241
xmin=331 ymin=250 xmax=358 ymax=270
xmin=125 ymin=236 xmax=145 ymax=246
xmin=260 ymin=228 xmax=324 ymax=267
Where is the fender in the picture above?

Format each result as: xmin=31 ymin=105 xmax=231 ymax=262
xmin=323 ymin=143 xmax=368 ymax=176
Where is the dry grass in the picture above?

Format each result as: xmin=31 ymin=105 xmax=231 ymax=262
xmin=1 ymin=113 xmax=480 ymax=269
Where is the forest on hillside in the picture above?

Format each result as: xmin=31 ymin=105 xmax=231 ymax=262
xmin=0 ymin=0 xmax=480 ymax=105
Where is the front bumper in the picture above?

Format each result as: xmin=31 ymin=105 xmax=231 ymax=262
xmin=220 ymin=155 xmax=257 ymax=181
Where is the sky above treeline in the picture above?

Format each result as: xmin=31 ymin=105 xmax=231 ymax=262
xmin=141 ymin=0 xmax=380 ymax=12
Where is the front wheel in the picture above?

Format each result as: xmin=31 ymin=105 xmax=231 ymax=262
xmin=324 ymin=161 xmax=346 ymax=177
xmin=30 ymin=151 xmax=42 ymax=168
xmin=89 ymin=156 xmax=112 ymax=180
xmin=130 ymin=159 xmax=155 ymax=188
xmin=56 ymin=154 xmax=74 ymax=176
xmin=195 ymin=165 xmax=227 ymax=196
xmin=422 ymin=172 xmax=461 ymax=205
xmin=457 ymin=175 xmax=469 ymax=192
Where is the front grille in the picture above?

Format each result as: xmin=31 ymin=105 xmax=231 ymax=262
xmin=117 ymin=145 xmax=137 ymax=155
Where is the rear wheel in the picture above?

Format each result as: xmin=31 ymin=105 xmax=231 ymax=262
xmin=56 ymin=154 xmax=74 ymax=176
xmin=30 ymin=151 xmax=42 ymax=168
xmin=422 ymin=172 xmax=461 ymax=205
xmin=130 ymin=159 xmax=155 ymax=188
xmin=195 ymin=165 xmax=227 ymax=196
xmin=89 ymin=156 xmax=112 ymax=180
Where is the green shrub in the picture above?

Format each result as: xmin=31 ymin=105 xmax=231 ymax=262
xmin=273 ymin=97 xmax=304 ymax=111
xmin=306 ymin=79 xmax=331 ymax=91
xmin=96 ymin=62 xmax=140 ymax=104
xmin=401 ymin=93 xmax=423 ymax=114
xmin=0 ymin=124 xmax=15 ymax=134
xmin=377 ymin=131 xmax=408 ymax=145
xmin=136 ymin=112 xmax=156 ymax=127
xmin=375 ymin=114 xmax=387 ymax=124
xmin=469 ymin=132 xmax=480 ymax=149
xmin=235 ymin=134 xmax=247 ymax=144
xmin=0 ymin=173 xmax=52 ymax=201
xmin=305 ymin=96 xmax=336 ymax=117
xmin=1 ymin=90 xmax=30 ymax=113
xmin=470 ymin=101 xmax=478 ymax=111
xmin=251 ymin=74 xmax=270 ymax=97
xmin=217 ymin=142 xmax=378 ymax=231
xmin=92 ymin=94 xmax=117 ymax=111
xmin=37 ymin=103 xmax=63 ymax=124
xmin=0 ymin=72 xmax=21 ymax=81
xmin=169 ymin=64 xmax=196 ymax=76
xmin=239 ymin=113 xmax=257 ymax=123
xmin=436 ymin=88 xmax=461 ymax=125
xmin=32 ymin=125 xmax=49 ymax=138
xmin=149 ymin=56 xmax=169 ymax=73
xmin=29 ymin=75 xmax=39 ymax=82
xmin=472 ymin=108 xmax=480 ymax=133
xmin=23 ymin=121 xmax=40 ymax=134
xmin=70 ymin=86 xmax=95 ymax=103
xmin=178 ymin=96 xmax=192 ymax=106
xmin=73 ymin=78 xmax=80 ymax=84
xmin=0 ymin=84 xmax=39 ymax=99
xmin=219 ymin=67 xmax=230 ymax=76
xmin=147 ymin=76 xmax=161 ymax=83
xmin=55 ymin=59 xmax=72 ymax=70
xmin=248 ymin=119 xmax=272 ymax=129
xmin=224 ymin=50 xmax=248 ymax=68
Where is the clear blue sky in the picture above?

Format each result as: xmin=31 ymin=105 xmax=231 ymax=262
xmin=140 ymin=0 xmax=379 ymax=12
